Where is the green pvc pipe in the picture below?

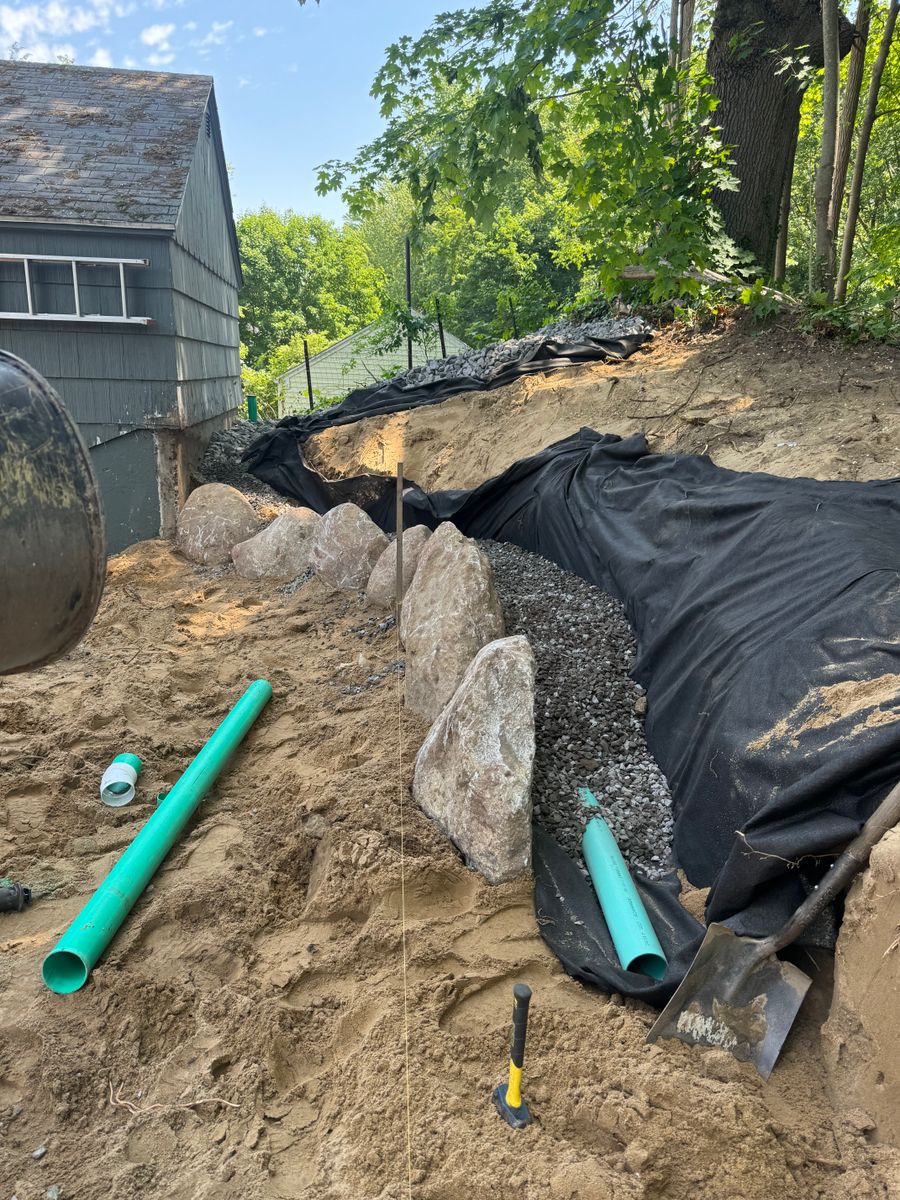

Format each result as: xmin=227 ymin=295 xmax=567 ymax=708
xmin=247 ymin=394 xmax=258 ymax=422
xmin=42 ymin=680 xmax=273 ymax=994
xmin=579 ymin=787 xmax=668 ymax=980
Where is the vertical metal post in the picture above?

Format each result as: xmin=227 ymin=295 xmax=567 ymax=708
xmin=435 ymin=298 xmax=447 ymax=358
xmin=71 ymin=260 xmax=81 ymax=318
xmin=119 ymin=261 xmax=128 ymax=320
xmin=405 ymin=237 xmax=413 ymax=371
xmin=247 ymin=395 xmax=258 ymax=422
xmin=303 ymin=338 xmax=314 ymax=410
xmin=508 ymin=297 xmax=519 ymax=339
xmin=394 ymin=460 xmax=404 ymax=623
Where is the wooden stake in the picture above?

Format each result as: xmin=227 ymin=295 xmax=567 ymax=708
xmin=395 ymin=460 xmax=404 ymax=623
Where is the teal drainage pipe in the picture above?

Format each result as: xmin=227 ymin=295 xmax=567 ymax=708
xmin=42 ymin=680 xmax=273 ymax=994
xmin=247 ymin=394 xmax=258 ymax=422
xmin=579 ymin=787 xmax=668 ymax=980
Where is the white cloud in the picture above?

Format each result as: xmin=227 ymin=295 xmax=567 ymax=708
xmin=145 ymin=49 xmax=173 ymax=66
xmin=0 ymin=0 xmax=120 ymax=48
xmin=12 ymin=39 xmax=77 ymax=62
xmin=192 ymin=18 xmax=232 ymax=49
xmin=252 ymin=26 xmax=266 ymax=37
xmin=140 ymin=21 xmax=174 ymax=46
xmin=122 ymin=53 xmax=137 ymax=67
xmin=88 ymin=44 xmax=111 ymax=65
xmin=182 ymin=19 xmax=196 ymax=31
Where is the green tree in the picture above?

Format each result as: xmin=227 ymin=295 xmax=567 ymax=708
xmin=319 ymin=1 xmax=737 ymax=300
xmin=237 ymin=207 xmax=383 ymax=366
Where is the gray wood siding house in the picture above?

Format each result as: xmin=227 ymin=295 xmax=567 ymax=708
xmin=0 ymin=61 xmax=241 ymax=552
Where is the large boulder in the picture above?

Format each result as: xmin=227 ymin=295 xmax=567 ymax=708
xmin=176 ymin=483 xmax=262 ymax=566
xmin=365 ymin=525 xmax=432 ymax=609
xmin=312 ymin=503 xmax=390 ymax=590
xmin=413 ymin=635 xmax=535 ymax=884
xmin=401 ymin=522 xmax=504 ymax=722
xmin=232 ymin=508 xmax=321 ymax=579
xmin=822 ymin=824 xmax=900 ymax=1146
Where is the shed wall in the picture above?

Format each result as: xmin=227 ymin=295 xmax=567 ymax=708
xmin=171 ymin=103 xmax=241 ymax=428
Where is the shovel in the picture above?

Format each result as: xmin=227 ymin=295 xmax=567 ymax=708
xmin=647 ymin=777 xmax=900 ymax=1078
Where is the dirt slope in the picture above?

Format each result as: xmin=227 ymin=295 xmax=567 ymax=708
xmin=2 ymin=541 xmax=899 ymax=1198
xmin=305 ymin=320 xmax=900 ymax=491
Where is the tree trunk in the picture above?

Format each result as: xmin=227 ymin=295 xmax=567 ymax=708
xmin=814 ymin=0 xmax=841 ymax=297
xmin=830 ymin=0 xmax=870 ymax=235
xmin=774 ymin=121 xmax=799 ymax=283
xmin=836 ymin=0 xmax=900 ymax=301
xmin=707 ymin=0 xmax=854 ymax=274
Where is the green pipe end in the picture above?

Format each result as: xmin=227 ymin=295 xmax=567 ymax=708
xmin=627 ymin=951 xmax=668 ymax=981
xmin=113 ymin=753 xmax=142 ymax=773
xmin=42 ymin=947 xmax=89 ymax=994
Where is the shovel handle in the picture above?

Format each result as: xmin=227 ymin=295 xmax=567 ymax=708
xmin=771 ymin=777 xmax=900 ymax=953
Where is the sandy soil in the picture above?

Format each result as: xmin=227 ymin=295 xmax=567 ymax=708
xmin=2 ymin=540 xmax=900 ymax=1198
xmin=305 ymin=320 xmax=900 ymax=491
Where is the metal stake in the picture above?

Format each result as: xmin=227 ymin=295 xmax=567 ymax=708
xmin=405 ymin=238 xmax=413 ymax=371
xmin=303 ymin=338 xmax=314 ymax=411
xmin=435 ymin=297 xmax=447 ymax=358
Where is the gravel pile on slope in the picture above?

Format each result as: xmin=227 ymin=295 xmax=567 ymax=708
xmin=481 ymin=540 xmax=673 ymax=879
xmin=395 ymin=315 xmax=648 ymax=390
xmin=197 ymin=419 xmax=294 ymax=511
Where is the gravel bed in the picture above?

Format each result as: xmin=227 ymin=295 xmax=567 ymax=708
xmin=394 ymin=316 xmax=649 ymax=390
xmin=196 ymin=419 xmax=288 ymax=510
xmin=481 ymin=540 xmax=673 ymax=879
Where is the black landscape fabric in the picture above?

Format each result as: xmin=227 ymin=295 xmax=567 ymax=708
xmin=245 ymin=377 xmax=900 ymax=1003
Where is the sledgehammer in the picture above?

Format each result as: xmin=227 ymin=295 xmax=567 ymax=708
xmin=492 ymin=983 xmax=533 ymax=1128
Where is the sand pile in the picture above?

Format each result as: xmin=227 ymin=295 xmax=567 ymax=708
xmin=1 ymin=540 xmax=899 ymax=1198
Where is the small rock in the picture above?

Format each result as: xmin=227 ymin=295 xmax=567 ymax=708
xmin=32 ymin=1146 xmax=47 ymax=1161
xmin=232 ymin=508 xmax=321 ymax=579
xmin=413 ymin=636 xmax=535 ymax=883
xmin=634 ymin=694 xmax=648 ymax=716
xmin=46 ymin=1188 xmax=60 ymax=1200
xmin=365 ymin=525 xmax=431 ymax=609
xmin=312 ymin=503 xmax=389 ymax=590
xmin=176 ymin=483 xmax=262 ymax=565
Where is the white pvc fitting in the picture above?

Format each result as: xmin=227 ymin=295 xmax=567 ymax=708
xmin=99 ymin=758 xmax=140 ymax=807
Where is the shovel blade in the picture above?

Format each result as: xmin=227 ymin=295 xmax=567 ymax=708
xmin=646 ymin=923 xmax=811 ymax=1079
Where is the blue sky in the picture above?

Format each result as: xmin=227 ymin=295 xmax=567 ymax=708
xmin=0 ymin=0 xmax=458 ymax=221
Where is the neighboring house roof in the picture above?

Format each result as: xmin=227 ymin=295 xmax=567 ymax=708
xmin=0 ymin=59 xmax=229 ymax=235
xmin=277 ymin=316 xmax=470 ymax=402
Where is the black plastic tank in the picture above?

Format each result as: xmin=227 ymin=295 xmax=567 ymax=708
xmin=0 ymin=350 xmax=105 ymax=673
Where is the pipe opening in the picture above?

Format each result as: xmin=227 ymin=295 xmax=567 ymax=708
xmin=627 ymin=952 xmax=667 ymax=981
xmin=42 ymin=949 xmax=89 ymax=994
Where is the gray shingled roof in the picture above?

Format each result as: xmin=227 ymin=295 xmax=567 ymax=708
xmin=0 ymin=60 xmax=213 ymax=226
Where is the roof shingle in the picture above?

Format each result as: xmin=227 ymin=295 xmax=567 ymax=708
xmin=0 ymin=60 xmax=212 ymax=226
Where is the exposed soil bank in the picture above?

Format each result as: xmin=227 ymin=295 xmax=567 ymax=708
xmin=305 ymin=321 xmax=900 ymax=491
xmin=2 ymin=541 xmax=899 ymax=1197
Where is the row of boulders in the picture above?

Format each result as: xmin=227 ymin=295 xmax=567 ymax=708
xmin=175 ymin=483 xmax=427 ymax=607
xmin=175 ymin=483 xmax=536 ymax=884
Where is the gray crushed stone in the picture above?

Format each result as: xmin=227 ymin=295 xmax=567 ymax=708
xmin=481 ymin=540 xmax=673 ymax=879
xmin=196 ymin=419 xmax=292 ymax=512
xmin=394 ymin=316 xmax=649 ymax=390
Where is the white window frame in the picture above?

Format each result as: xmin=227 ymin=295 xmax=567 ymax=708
xmin=0 ymin=253 xmax=152 ymax=325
